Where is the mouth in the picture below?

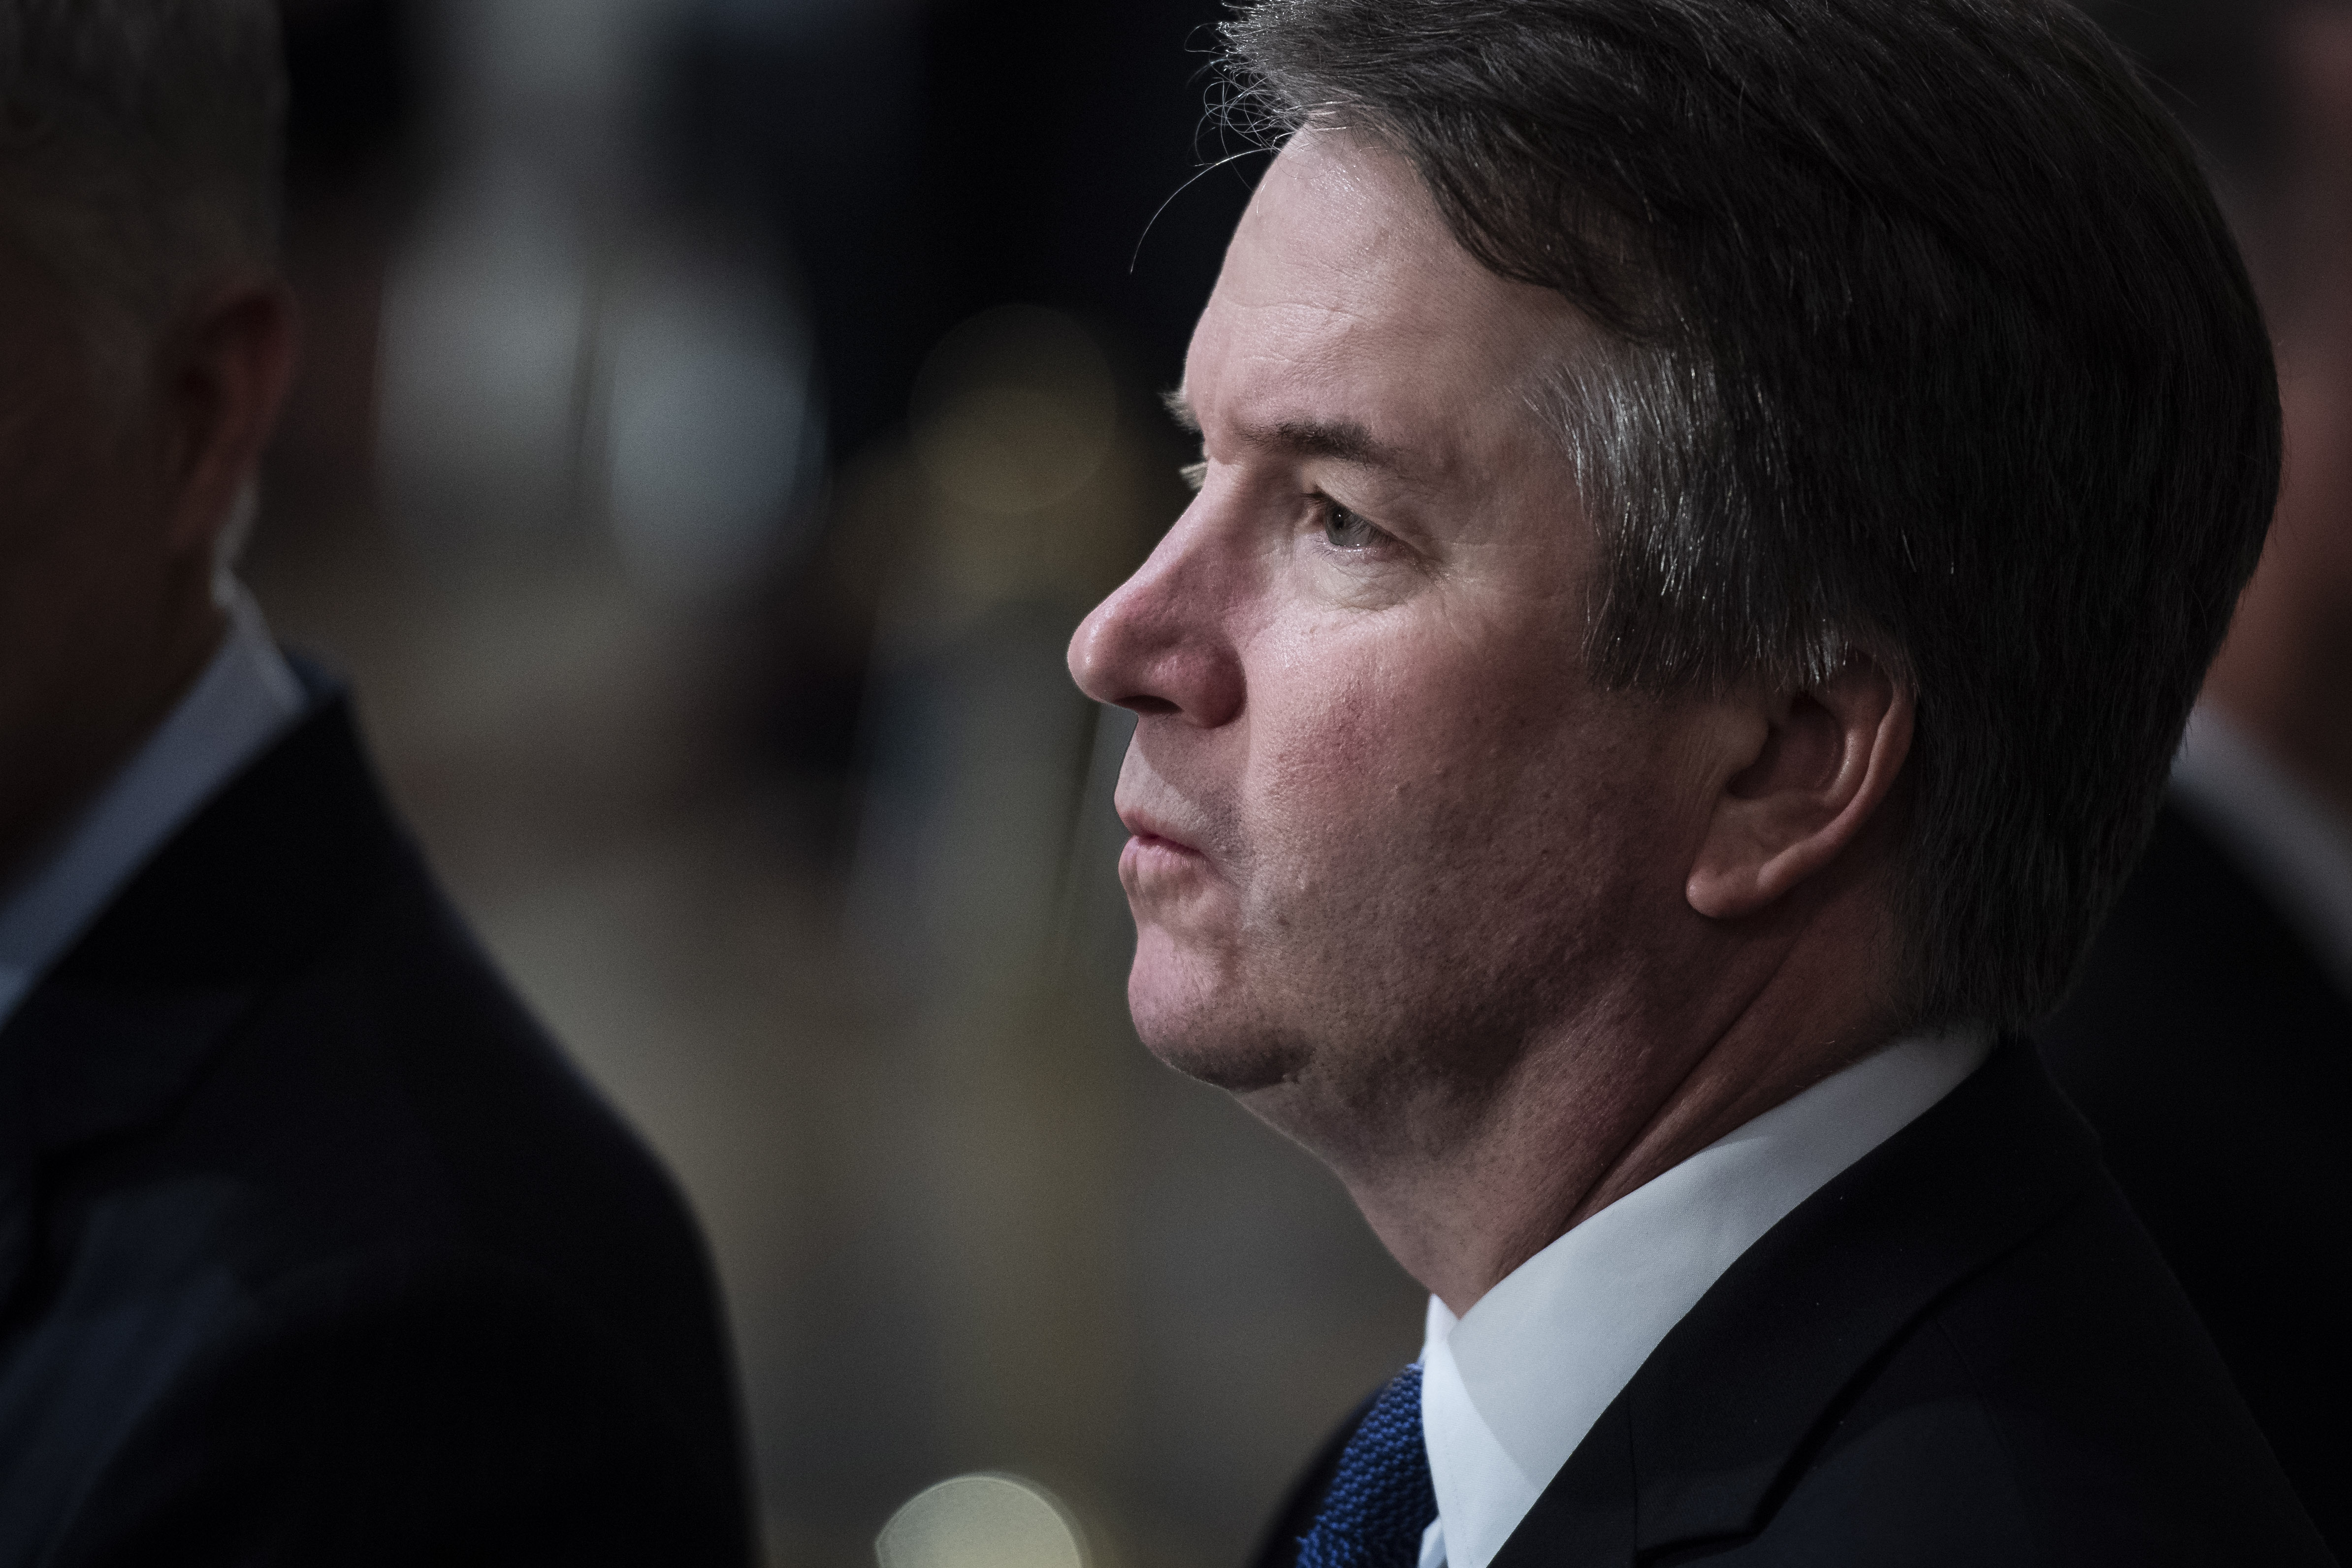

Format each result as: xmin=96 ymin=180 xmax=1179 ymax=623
xmin=1117 ymin=805 xmax=1203 ymax=857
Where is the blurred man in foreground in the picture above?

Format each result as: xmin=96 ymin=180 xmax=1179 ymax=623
xmin=0 ymin=4 xmax=750 ymax=1561
xmin=1069 ymin=1 xmax=2326 ymax=1563
xmin=2039 ymin=3 xmax=2352 ymax=1549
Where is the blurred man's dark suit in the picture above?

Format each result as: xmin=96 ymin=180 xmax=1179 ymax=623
xmin=1252 ymin=1040 xmax=2329 ymax=1566
xmin=2040 ymin=788 xmax=2352 ymax=1558
xmin=0 ymin=669 xmax=753 ymax=1566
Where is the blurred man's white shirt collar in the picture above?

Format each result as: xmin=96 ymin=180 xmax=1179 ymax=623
xmin=0 ymin=585 xmax=306 ymax=1030
xmin=1414 ymin=1022 xmax=1996 ymax=1568
xmin=2171 ymin=704 xmax=2352 ymax=998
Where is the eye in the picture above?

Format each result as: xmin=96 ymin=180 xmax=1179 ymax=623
xmin=1319 ymin=496 xmax=1382 ymax=550
xmin=1180 ymin=459 xmax=1208 ymax=493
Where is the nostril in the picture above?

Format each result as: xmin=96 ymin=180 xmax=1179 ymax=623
xmin=1122 ymin=696 xmax=1181 ymax=716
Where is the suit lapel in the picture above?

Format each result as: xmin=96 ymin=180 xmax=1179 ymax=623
xmin=1496 ymin=1400 xmax=1640 ymax=1568
xmin=0 ymin=685 xmax=403 ymax=1323
xmin=0 ymin=1045 xmax=30 ymax=1329
xmin=0 ymin=986 xmax=256 ymax=1320
xmin=1492 ymin=1041 xmax=2106 ymax=1565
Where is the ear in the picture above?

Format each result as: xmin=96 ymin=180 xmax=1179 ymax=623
xmin=1685 ymin=657 xmax=1913 ymax=921
xmin=159 ymin=277 xmax=301 ymax=562
xmin=2278 ymin=9 xmax=2352 ymax=313
xmin=2287 ymin=9 xmax=2352 ymax=147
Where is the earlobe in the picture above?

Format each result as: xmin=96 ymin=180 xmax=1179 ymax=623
xmin=1686 ymin=660 xmax=1912 ymax=921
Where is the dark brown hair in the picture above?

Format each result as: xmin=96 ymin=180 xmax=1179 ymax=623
xmin=1224 ymin=0 xmax=2279 ymax=1026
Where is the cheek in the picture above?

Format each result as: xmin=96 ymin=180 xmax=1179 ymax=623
xmin=0 ymin=430 xmax=143 ymax=609
xmin=1234 ymin=610 xmax=1699 ymax=945
xmin=1239 ymin=626 xmax=1535 ymax=895
xmin=1246 ymin=636 xmax=1410 ymax=832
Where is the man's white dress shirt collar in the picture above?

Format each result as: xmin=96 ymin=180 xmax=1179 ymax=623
xmin=1415 ymin=1023 xmax=1995 ymax=1568
xmin=0 ymin=586 xmax=306 ymax=1031
xmin=2170 ymin=705 xmax=2352 ymax=998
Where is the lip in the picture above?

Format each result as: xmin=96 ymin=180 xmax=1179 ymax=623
xmin=1116 ymin=805 xmax=1206 ymax=860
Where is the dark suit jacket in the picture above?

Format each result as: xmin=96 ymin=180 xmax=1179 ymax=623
xmin=0 ymin=679 xmax=754 ymax=1566
xmin=2038 ymin=799 xmax=2352 ymax=1558
xmin=1255 ymin=1041 xmax=2330 ymax=1567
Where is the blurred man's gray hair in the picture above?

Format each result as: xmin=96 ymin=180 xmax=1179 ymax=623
xmin=0 ymin=0 xmax=284 ymax=364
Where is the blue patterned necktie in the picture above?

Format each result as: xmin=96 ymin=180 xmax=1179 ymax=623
xmin=1297 ymin=1365 xmax=1438 ymax=1568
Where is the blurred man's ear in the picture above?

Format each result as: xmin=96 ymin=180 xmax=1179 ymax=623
xmin=160 ymin=277 xmax=300 ymax=563
xmin=1685 ymin=658 xmax=1913 ymax=921
xmin=2288 ymin=9 xmax=2352 ymax=151
xmin=2276 ymin=6 xmax=2352 ymax=315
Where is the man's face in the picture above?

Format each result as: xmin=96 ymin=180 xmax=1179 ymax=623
xmin=1068 ymin=132 xmax=1721 ymax=1146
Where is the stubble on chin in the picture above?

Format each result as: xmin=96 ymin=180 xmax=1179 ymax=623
xmin=1132 ymin=907 xmax=1588 ymax=1192
xmin=1129 ymin=971 xmax=1317 ymax=1093
xmin=1120 ymin=788 xmax=1605 ymax=1166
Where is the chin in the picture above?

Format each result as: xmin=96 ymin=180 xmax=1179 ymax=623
xmin=1127 ymin=946 xmax=1310 ymax=1094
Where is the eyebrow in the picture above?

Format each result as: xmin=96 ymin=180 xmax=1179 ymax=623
xmin=1162 ymin=387 xmax=1415 ymax=474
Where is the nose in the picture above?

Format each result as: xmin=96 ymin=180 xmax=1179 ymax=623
xmin=1066 ymin=506 xmax=1245 ymax=727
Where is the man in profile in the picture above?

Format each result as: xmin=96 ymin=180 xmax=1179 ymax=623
xmin=2040 ymin=1 xmax=2352 ymax=1551
xmin=1069 ymin=0 xmax=2327 ymax=1562
xmin=0 ymin=3 xmax=750 ymax=1561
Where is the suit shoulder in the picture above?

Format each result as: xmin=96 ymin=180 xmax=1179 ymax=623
xmin=6 ymin=706 xmax=752 ymax=1567
xmin=46 ymin=1244 xmax=751 ymax=1568
xmin=27 ymin=849 xmax=753 ymax=1560
xmin=1798 ymin=1183 xmax=2325 ymax=1566
xmin=154 ymin=848 xmax=695 ymax=1279
xmin=1680 ymin=1320 xmax=2036 ymax=1566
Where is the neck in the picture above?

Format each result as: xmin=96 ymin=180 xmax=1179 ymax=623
xmin=0 ymin=586 xmax=227 ymax=889
xmin=1319 ymin=883 xmax=1902 ymax=1318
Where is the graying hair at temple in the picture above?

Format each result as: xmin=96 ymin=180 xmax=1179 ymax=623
xmin=0 ymin=0 xmax=283 ymax=369
xmin=1221 ymin=0 xmax=2279 ymax=1032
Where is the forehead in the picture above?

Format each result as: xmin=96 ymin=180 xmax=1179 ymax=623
xmin=1188 ymin=129 xmax=1582 ymax=455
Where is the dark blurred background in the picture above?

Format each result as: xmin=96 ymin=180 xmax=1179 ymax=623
xmin=253 ymin=0 xmax=1422 ymax=1562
